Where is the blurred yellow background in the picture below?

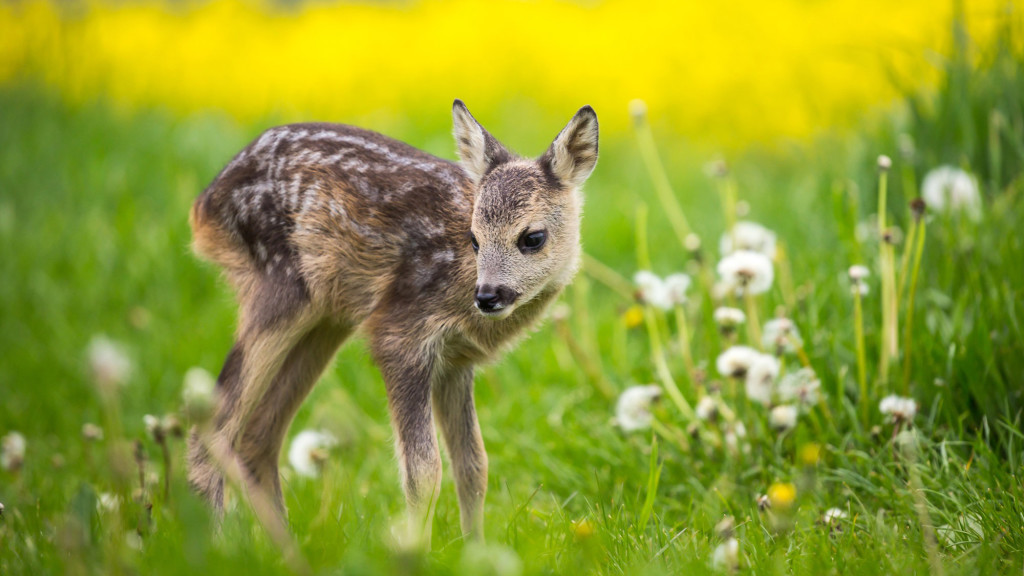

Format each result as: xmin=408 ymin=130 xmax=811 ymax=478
xmin=0 ymin=0 xmax=1011 ymax=147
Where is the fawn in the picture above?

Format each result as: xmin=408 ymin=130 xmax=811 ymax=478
xmin=187 ymin=100 xmax=598 ymax=545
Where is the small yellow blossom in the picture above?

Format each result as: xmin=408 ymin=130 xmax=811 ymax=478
xmin=798 ymin=443 xmax=822 ymax=466
xmin=623 ymin=305 xmax=645 ymax=329
xmin=768 ymin=482 xmax=796 ymax=510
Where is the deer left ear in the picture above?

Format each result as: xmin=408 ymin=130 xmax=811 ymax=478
xmin=541 ymin=106 xmax=599 ymax=190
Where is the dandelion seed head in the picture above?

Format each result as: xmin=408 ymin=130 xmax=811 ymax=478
xmin=744 ymin=353 xmax=779 ymax=406
xmin=757 ymin=494 xmax=771 ymax=511
xmin=714 ymin=516 xmax=735 ymax=539
xmin=770 ymin=405 xmax=799 ymax=431
xmin=1 ymin=432 xmax=26 ymax=472
xmin=82 ymin=423 xmax=104 ymax=442
xmin=762 ymin=318 xmax=803 ymax=354
xmin=182 ymin=367 xmax=216 ymax=421
xmin=777 ymin=367 xmax=821 ymax=407
xmin=288 ymin=429 xmax=338 ymax=478
xmin=713 ymin=307 xmax=746 ymax=327
xmin=716 ymin=346 xmax=760 ymax=378
xmin=87 ymin=336 xmax=132 ymax=390
xmin=711 ymin=537 xmax=739 ymax=570
xmin=684 ymin=233 xmax=702 ymax=252
xmin=848 ymin=265 xmax=870 ymax=281
xmin=628 ymin=99 xmax=648 ymax=123
xmin=663 ymin=273 xmax=691 ymax=305
xmin=97 ymin=492 xmax=121 ymax=514
xmin=633 ymin=271 xmax=673 ymax=310
xmin=877 ymin=154 xmax=892 ymax=171
xmin=717 ymin=250 xmax=774 ymax=295
xmin=720 ymin=221 xmax=777 ymax=259
xmin=615 ymin=385 xmax=662 ymax=431
xmin=921 ymin=165 xmax=981 ymax=220
xmin=695 ymin=396 xmax=718 ymax=422
xmin=822 ymin=507 xmax=848 ymax=524
xmin=879 ymin=394 xmax=917 ymax=423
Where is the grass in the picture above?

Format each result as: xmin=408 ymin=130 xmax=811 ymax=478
xmin=2 ymin=14 xmax=1024 ymax=575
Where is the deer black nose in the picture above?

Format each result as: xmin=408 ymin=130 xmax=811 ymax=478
xmin=475 ymin=284 xmax=517 ymax=313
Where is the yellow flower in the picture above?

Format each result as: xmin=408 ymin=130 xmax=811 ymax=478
xmin=798 ymin=443 xmax=822 ymax=466
xmin=623 ymin=305 xmax=645 ymax=329
xmin=572 ymin=518 xmax=595 ymax=541
xmin=768 ymin=482 xmax=796 ymax=510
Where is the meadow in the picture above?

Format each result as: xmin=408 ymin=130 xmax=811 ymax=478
xmin=2 ymin=1 xmax=1024 ymax=575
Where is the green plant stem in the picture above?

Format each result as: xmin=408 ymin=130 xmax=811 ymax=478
xmin=744 ymin=291 xmax=762 ymax=349
xmin=854 ymin=290 xmax=868 ymax=426
xmin=644 ymin=306 xmax=695 ymax=421
xmin=633 ymin=111 xmax=692 ymax=247
xmin=878 ymin=168 xmax=897 ymax=383
xmin=582 ymin=252 xmax=635 ymax=300
xmin=902 ymin=219 xmax=927 ymax=394
xmin=674 ymin=305 xmax=696 ymax=380
xmin=897 ymin=216 xmax=919 ymax=304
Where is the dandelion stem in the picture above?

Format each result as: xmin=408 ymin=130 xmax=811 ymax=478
xmin=744 ymin=291 xmax=762 ymax=349
xmin=582 ymin=252 xmax=635 ymax=300
xmin=777 ymin=243 xmax=797 ymax=313
xmin=902 ymin=217 xmax=927 ymax=394
xmin=645 ymin=306 xmax=695 ymax=421
xmin=878 ymin=167 xmax=898 ymax=383
xmin=555 ymin=317 xmax=615 ymax=400
xmin=636 ymin=204 xmax=652 ymax=271
xmin=674 ymin=305 xmax=697 ymax=380
xmin=854 ymin=289 xmax=869 ymax=426
xmin=897 ymin=217 xmax=918 ymax=304
xmin=633 ymin=109 xmax=692 ymax=247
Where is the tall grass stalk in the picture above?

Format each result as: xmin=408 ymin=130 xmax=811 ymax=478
xmin=631 ymin=102 xmax=692 ymax=248
xmin=897 ymin=216 xmax=919 ymax=305
xmin=744 ymin=291 xmax=762 ymax=349
xmin=877 ymin=164 xmax=898 ymax=382
xmin=673 ymin=305 xmax=696 ymax=379
xmin=854 ymin=288 xmax=869 ymax=425
xmin=902 ymin=210 xmax=927 ymax=393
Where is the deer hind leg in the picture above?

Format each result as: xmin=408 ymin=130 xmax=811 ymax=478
xmin=188 ymin=273 xmax=326 ymax=514
xmin=432 ymin=363 xmax=487 ymax=541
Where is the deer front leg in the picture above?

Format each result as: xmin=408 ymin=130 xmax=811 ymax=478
xmin=433 ymin=364 xmax=487 ymax=541
xmin=374 ymin=336 xmax=443 ymax=549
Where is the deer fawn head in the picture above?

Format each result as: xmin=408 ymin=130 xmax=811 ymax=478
xmin=452 ymin=100 xmax=599 ymax=319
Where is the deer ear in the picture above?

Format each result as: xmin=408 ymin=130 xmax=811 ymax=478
xmin=541 ymin=106 xmax=599 ymax=190
xmin=452 ymin=100 xmax=512 ymax=184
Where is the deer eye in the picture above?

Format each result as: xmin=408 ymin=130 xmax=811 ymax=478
xmin=518 ymin=230 xmax=547 ymax=254
xmin=470 ymin=233 xmax=479 ymax=253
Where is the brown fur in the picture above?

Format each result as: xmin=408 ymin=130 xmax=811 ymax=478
xmin=188 ymin=101 xmax=598 ymax=545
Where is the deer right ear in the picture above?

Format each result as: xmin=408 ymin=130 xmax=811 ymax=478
xmin=452 ymin=100 xmax=512 ymax=184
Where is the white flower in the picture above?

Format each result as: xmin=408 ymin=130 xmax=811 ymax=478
xmin=663 ymin=273 xmax=692 ymax=305
xmin=717 ymin=250 xmax=774 ymax=296
xmin=87 ymin=336 xmax=132 ymax=389
xmin=634 ymin=271 xmax=689 ymax=310
xmin=143 ymin=414 xmax=162 ymax=440
xmin=777 ymin=368 xmax=821 ymax=407
xmin=182 ymin=367 xmax=216 ymax=420
xmin=716 ymin=346 xmax=760 ymax=378
xmin=921 ymin=165 xmax=981 ymax=220
xmin=695 ymin=396 xmax=718 ymax=421
xmin=97 ymin=492 xmax=122 ymax=514
xmin=744 ymin=354 xmax=779 ymax=406
xmin=762 ymin=318 xmax=803 ymax=354
xmin=720 ymin=221 xmax=777 ymax=258
xmin=848 ymin=265 xmax=870 ymax=281
xmin=851 ymin=282 xmax=869 ymax=296
xmin=615 ymin=385 xmax=662 ymax=431
xmin=633 ymin=271 xmax=672 ymax=310
xmin=877 ymin=155 xmax=892 ymax=171
xmin=713 ymin=307 xmax=746 ymax=327
xmin=711 ymin=537 xmax=739 ymax=569
xmin=1 ymin=432 xmax=26 ymax=471
xmin=822 ymin=507 xmax=848 ymax=525
xmin=288 ymin=429 xmax=338 ymax=478
xmin=879 ymin=395 xmax=917 ymax=423
xmin=769 ymin=405 xmax=798 ymax=431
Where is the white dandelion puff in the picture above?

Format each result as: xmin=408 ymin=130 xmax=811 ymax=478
xmin=720 ymin=221 xmax=777 ymax=258
xmin=716 ymin=346 xmax=761 ymax=378
xmin=777 ymin=368 xmax=821 ymax=407
xmin=87 ymin=336 xmax=132 ymax=389
xmin=744 ymin=354 xmax=779 ymax=406
xmin=633 ymin=271 xmax=673 ymax=310
xmin=1 ymin=432 xmax=26 ymax=472
xmin=182 ymin=367 xmax=216 ymax=421
xmin=663 ymin=273 xmax=692 ymax=306
xmin=713 ymin=307 xmax=746 ymax=327
xmin=288 ymin=429 xmax=338 ymax=478
xmin=769 ymin=405 xmax=799 ymax=431
xmin=97 ymin=492 xmax=122 ymax=514
xmin=921 ymin=165 xmax=981 ymax=220
xmin=879 ymin=395 xmax=917 ymax=423
xmin=695 ymin=396 xmax=718 ymax=422
xmin=848 ymin=265 xmax=870 ymax=281
xmin=711 ymin=537 xmax=739 ymax=570
xmin=822 ymin=507 xmax=848 ymax=524
xmin=615 ymin=385 xmax=662 ymax=431
xmin=762 ymin=318 xmax=803 ymax=354
xmin=717 ymin=250 xmax=774 ymax=296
